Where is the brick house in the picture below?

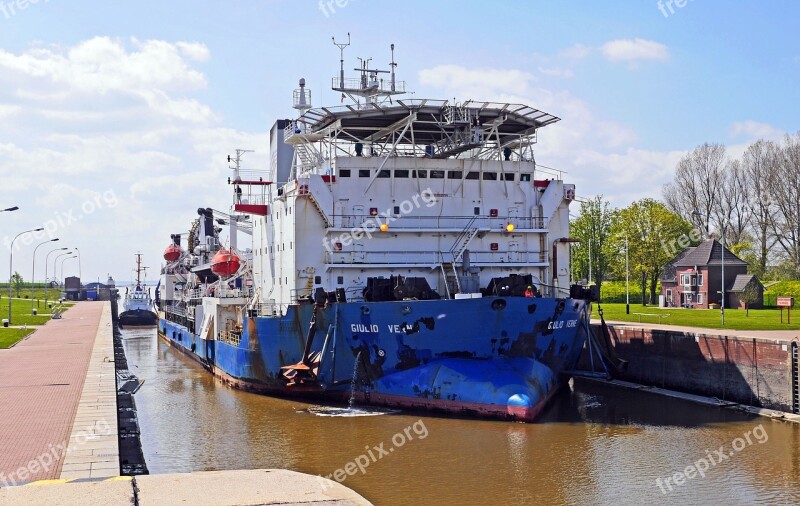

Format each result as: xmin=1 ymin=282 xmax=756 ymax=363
xmin=660 ymin=239 xmax=760 ymax=309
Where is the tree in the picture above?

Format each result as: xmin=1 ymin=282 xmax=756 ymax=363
xmin=770 ymin=132 xmax=800 ymax=273
xmin=663 ymin=143 xmax=726 ymax=233
xmin=569 ymin=196 xmax=618 ymax=293
xmin=742 ymin=139 xmax=779 ymax=277
xmin=739 ymin=280 xmax=761 ymax=317
xmin=11 ymin=272 xmax=23 ymax=297
xmin=613 ymin=199 xmax=694 ymax=305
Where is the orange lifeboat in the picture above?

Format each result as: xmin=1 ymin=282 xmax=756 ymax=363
xmin=211 ymin=248 xmax=241 ymax=277
xmin=163 ymin=244 xmax=181 ymax=262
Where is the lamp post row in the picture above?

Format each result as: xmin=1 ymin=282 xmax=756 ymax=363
xmin=2 ymin=205 xmax=83 ymax=325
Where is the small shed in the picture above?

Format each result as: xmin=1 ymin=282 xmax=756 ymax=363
xmin=728 ymin=274 xmax=764 ymax=309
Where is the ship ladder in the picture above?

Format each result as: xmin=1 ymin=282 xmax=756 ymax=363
xmin=792 ymin=340 xmax=799 ymax=414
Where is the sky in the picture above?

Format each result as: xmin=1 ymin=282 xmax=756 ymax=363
xmin=0 ymin=0 xmax=798 ymax=283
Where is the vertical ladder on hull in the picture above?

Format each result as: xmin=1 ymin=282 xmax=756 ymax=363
xmin=792 ymin=341 xmax=799 ymax=414
xmin=440 ymin=262 xmax=460 ymax=299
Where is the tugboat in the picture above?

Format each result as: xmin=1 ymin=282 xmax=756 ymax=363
xmin=158 ymin=37 xmax=597 ymax=422
xmin=119 ymin=253 xmax=158 ymax=327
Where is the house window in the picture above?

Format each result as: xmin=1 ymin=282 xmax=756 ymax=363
xmin=697 ymin=294 xmax=704 ymax=304
xmin=666 ymin=289 xmax=672 ymax=300
xmin=681 ymin=274 xmax=690 ymax=285
xmin=698 ymin=274 xmax=703 ymax=286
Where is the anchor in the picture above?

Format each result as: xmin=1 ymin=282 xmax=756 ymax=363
xmin=280 ymin=304 xmax=323 ymax=386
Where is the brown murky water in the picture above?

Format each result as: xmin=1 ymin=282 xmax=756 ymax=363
xmin=122 ymin=328 xmax=800 ymax=505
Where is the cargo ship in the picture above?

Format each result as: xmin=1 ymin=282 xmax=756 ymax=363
xmin=158 ymin=39 xmax=594 ymax=422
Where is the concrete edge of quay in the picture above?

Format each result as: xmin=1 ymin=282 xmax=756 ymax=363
xmin=59 ymin=302 xmax=120 ymax=481
xmin=0 ymin=469 xmax=373 ymax=505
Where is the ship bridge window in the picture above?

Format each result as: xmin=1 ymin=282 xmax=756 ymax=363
xmin=430 ymin=170 xmax=445 ymax=179
xmin=395 ymin=170 xmax=409 ymax=178
xmin=447 ymin=171 xmax=462 ymax=179
xmin=503 ymin=173 xmax=515 ymax=181
xmin=337 ymin=276 xmax=344 ymax=285
xmin=377 ymin=169 xmax=390 ymax=178
xmin=520 ymin=174 xmax=531 ymax=182
xmin=483 ymin=172 xmax=497 ymax=180
xmin=474 ymin=207 xmax=480 ymax=215
xmin=359 ymin=169 xmax=370 ymax=177
xmin=314 ymin=276 xmax=321 ymax=284
xmin=466 ymin=172 xmax=479 ymax=180
xmin=413 ymin=170 xmax=427 ymax=178
xmin=339 ymin=169 xmax=351 ymax=177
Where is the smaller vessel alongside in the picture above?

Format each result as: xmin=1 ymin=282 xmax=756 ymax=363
xmin=119 ymin=253 xmax=158 ymax=327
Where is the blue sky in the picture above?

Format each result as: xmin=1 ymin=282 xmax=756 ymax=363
xmin=0 ymin=0 xmax=798 ymax=281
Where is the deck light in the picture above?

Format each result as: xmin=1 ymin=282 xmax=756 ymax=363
xmin=505 ymin=223 xmax=515 ymax=233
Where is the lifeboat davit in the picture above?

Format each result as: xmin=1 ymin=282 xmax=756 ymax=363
xmin=211 ymin=248 xmax=241 ymax=277
xmin=163 ymin=244 xmax=181 ymax=262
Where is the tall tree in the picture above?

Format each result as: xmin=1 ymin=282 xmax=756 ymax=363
xmin=663 ymin=143 xmax=726 ymax=232
xmin=569 ymin=196 xmax=618 ymax=293
xmin=613 ymin=199 xmax=694 ymax=305
xmin=741 ymin=139 xmax=779 ymax=278
xmin=715 ymin=159 xmax=750 ymax=246
xmin=769 ymin=132 xmax=800 ymax=272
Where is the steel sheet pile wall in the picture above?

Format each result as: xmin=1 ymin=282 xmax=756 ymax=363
xmin=582 ymin=325 xmax=797 ymax=412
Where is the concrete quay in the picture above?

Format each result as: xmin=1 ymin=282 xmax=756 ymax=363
xmin=0 ymin=301 xmax=115 ymax=485
xmin=0 ymin=469 xmax=372 ymax=505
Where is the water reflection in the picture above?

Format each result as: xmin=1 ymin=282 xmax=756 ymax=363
xmin=122 ymin=328 xmax=800 ymax=505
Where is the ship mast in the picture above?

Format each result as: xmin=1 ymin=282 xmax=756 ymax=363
xmin=135 ymin=253 xmax=143 ymax=286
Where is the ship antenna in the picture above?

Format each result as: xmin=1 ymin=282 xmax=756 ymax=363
xmin=390 ymin=43 xmax=397 ymax=92
xmin=228 ymin=149 xmax=254 ymax=184
xmin=332 ymin=32 xmax=350 ymax=89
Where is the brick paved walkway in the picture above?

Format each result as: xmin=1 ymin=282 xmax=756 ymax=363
xmin=0 ymin=302 xmax=105 ymax=485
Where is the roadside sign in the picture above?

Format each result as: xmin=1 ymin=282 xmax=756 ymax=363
xmin=778 ymin=297 xmax=794 ymax=324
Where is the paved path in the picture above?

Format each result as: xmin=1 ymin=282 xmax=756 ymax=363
xmin=0 ymin=302 xmax=105 ymax=486
xmin=0 ymin=469 xmax=372 ymax=505
xmin=594 ymin=318 xmax=800 ymax=342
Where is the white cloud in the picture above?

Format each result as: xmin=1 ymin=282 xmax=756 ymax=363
xmin=415 ymin=64 xmax=675 ymax=205
xmin=600 ymin=38 xmax=669 ymax=62
xmin=0 ymin=38 xmax=267 ymax=282
xmin=728 ymin=120 xmax=785 ymax=142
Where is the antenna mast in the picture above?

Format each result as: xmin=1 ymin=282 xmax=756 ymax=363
xmin=332 ymin=33 xmax=350 ymax=89
xmin=228 ymin=149 xmax=254 ymax=183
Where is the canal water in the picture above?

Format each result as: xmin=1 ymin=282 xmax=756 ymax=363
xmin=122 ymin=328 xmax=800 ymax=505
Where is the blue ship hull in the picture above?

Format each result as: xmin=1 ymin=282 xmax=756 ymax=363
xmin=159 ymin=295 xmax=589 ymax=422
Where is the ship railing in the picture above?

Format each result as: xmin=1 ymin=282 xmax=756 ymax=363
xmin=215 ymin=287 xmax=253 ymax=299
xmin=335 ymin=215 xmax=546 ymax=230
xmin=324 ymin=250 xmax=547 ymax=265
xmin=218 ymin=330 xmax=242 ymax=347
xmin=290 ymin=288 xmax=314 ymax=303
xmin=330 ymin=77 xmax=407 ymax=95
xmin=251 ymin=302 xmax=280 ymax=317
xmin=165 ymin=304 xmax=187 ymax=318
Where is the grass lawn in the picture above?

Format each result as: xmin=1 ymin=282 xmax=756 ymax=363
xmin=0 ymin=297 xmax=71 ymax=326
xmin=0 ymin=327 xmax=36 ymax=348
xmin=592 ymin=303 xmax=800 ymax=331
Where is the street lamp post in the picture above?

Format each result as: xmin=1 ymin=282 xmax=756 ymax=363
xmin=52 ymin=251 xmax=72 ymax=302
xmin=721 ymin=226 xmax=726 ymax=326
xmin=59 ymin=256 xmax=76 ymax=283
xmin=31 ymin=238 xmax=59 ymax=312
xmin=625 ymin=235 xmax=630 ymax=315
xmin=45 ymin=247 xmax=68 ymax=308
xmin=8 ymin=227 xmax=45 ymax=325
xmin=74 ymin=247 xmax=81 ymax=281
